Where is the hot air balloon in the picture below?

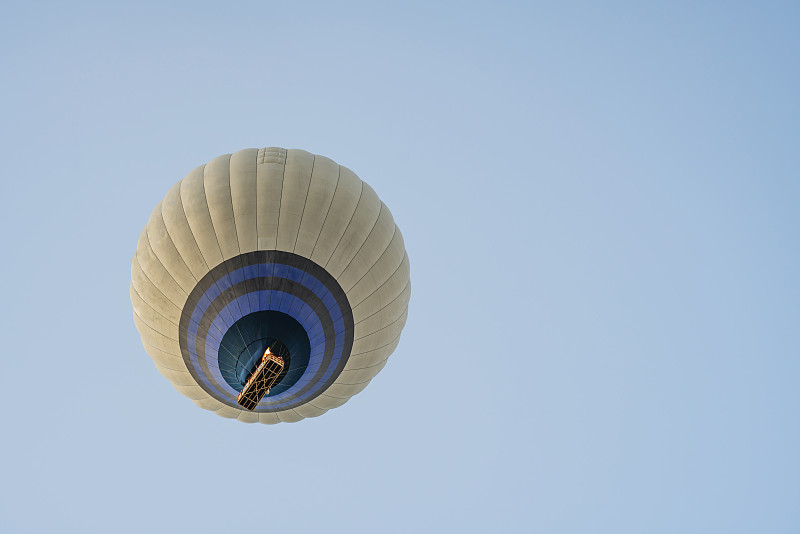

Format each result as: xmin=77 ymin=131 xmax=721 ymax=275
xmin=130 ymin=148 xmax=410 ymax=423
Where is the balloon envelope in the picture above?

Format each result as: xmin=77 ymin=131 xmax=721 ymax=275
xmin=130 ymin=148 xmax=410 ymax=423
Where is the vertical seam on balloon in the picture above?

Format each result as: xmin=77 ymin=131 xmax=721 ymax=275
xmin=144 ymin=219 xmax=190 ymax=301
xmin=353 ymin=308 xmax=407 ymax=341
xmin=309 ymin=164 xmax=342 ymax=259
xmin=307 ymin=399 xmax=326 ymax=411
xmin=226 ymin=153 xmax=249 ymax=318
xmin=276 ymin=151 xmax=290 ymax=310
xmin=202 ymin=155 xmax=239 ymax=270
xmin=153 ymin=363 xmax=190 ymax=383
xmin=275 ymin=409 xmax=299 ymax=423
xmin=327 ymin=200 xmax=383 ymax=276
xmin=324 ymin=380 xmax=370 ymax=397
xmin=152 ymin=361 xmax=192 ymax=383
xmin=200 ymin=161 xmax=250 ymax=358
xmin=345 ymin=330 xmax=403 ymax=358
xmin=133 ymin=251 xmax=184 ymax=311
xmin=132 ymin=301 xmax=180 ymax=350
xmin=179 ymin=170 xmax=243 ymax=340
xmin=327 ymin=377 xmax=372 ymax=394
xmin=201 ymin=398 xmax=226 ymax=410
xmin=295 ymin=405 xmax=326 ymax=418
xmin=179 ymin=166 xmax=214 ymax=269
xmin=140 ymin=338 xmax=182 ymax=363
xmin=160 ymin=196 xmax=199 ymax=284
xmin=349 ymin=355 xmax=391 ymax=371
xmin=132 ymin=306 xmax=180 ymax=352
xmin=293 ymin=154 xmax=315 ymax=254
xmin=202 ymin=160 xmax=242 ymax=322
xmin=350 ymin=251 xmax=408 ymax=309
xmin=338 ymin=361 xmax=387 ymax=384
xmin=230 ymin=152 xmax=245 ymax=253
xmin=258 ymin=413 xmax=280 ymax=424
xmin=256 ymin=149 xmax=260 ymax=250
xmin=256 ymin=153 xmax=276 ymax=313
xmin=141 ymin=342 xmax=186 ymax=370
xmin=235 ymin=411 xmax=253 ymax=422
xmin=175 ymin=172 xmax=211 ymax=277
xmin=227 ymin=153 xmax=242 ymax=258
xmin=131 ymin=281 xmax=181 ymax=331
xmin=198 ymin=399 xmax=225 ymax=412
xmin=322 ymin=176 xmax=365 ymax=269
xmin=352 ymin=277 xmax=410 ymax=325
xmin=349 ymin=327 xmax=403 ymax=356
xmin=252 ymin=150 xmax=258 ymax=252
xmin=200 ymin=158 xmax=228 ymax=262
xmin=276 ymin=148 xmax=287 ymax=250
xmin=342 ymin=222 xmax=397 ymax=293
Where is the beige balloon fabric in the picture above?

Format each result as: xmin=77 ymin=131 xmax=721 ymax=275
xmin=130 ymin=148 xmax=410 ymax=423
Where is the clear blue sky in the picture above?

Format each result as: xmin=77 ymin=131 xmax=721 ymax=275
xmin=1 ymin=1 xmax=799 ymax=532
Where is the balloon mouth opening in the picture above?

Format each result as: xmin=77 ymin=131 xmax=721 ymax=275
xmin=216 ymin=309 xmax=312 ymax=402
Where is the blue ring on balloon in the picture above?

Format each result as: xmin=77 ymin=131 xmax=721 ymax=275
xmin=190 ymin=282 xmax=342 ymax=406
xmin=178 ymin=251 xmax=354 ymax=412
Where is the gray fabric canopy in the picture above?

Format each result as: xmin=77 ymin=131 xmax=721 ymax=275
xmin=131 ymin=148 xmax=410 ymax=423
